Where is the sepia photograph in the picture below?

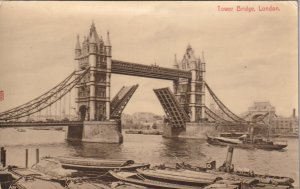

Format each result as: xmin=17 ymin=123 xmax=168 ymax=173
xmin=0 ymin=1 xmax=298 ymax=189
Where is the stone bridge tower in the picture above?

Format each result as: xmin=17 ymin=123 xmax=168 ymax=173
xmin=74 ymin=23 xmax=111 ymax=121
xmin=68 ymin=23 xmax=122 ymax=143
xmin=173 ymin=45 xmax=206 ymax=123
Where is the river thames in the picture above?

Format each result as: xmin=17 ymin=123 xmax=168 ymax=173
xmin=0 ymin=128 xmax=298 ymax=187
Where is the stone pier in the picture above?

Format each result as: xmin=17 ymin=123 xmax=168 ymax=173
xmin=66 ymin=120 xmax=123 ymax=143
xmin=162 ymin=122 xmax=217 ymax=139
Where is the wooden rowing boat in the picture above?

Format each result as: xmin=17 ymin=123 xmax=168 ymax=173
xmin=53 ymin=156 xmax=150 ymax=172
xmin=136 ymin=168 xmax=221 ymax=186
xmin=6 ymin=166 xmax=113 ymax=189
xmin=109 ymin=170 xmax=203 ymax=189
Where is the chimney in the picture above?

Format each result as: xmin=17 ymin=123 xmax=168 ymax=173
xmin=293 ymin=108 xmax=296 ymax=118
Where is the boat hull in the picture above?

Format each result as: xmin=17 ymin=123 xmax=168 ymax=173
xmin=61 ymin=163 xmax=150 ymax=172
xmin=207 ymin=136 xmax=287 ymax=150
xmin=136 ymin=168 xmax=220 ymax=186
xmin=55 ymin=156 xmax=150 ymax=172
xmin=109 ymin=170 xmax=203 ymax=189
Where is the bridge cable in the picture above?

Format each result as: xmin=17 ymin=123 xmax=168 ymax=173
xmin=0 ymin=68 xmax=90 ymax=120
xmin=205 ymin=83 xmax=246 ymax=123
xmin=204 ymin=106 xmax=233 ymax=124
xmin=0 ymin=72 xmax=75 ymax=117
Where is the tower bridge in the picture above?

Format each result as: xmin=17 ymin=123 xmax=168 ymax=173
xmin=0 ymin=23 xmax=251 ymax=143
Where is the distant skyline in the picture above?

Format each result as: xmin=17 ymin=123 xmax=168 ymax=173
xmin=0 ymin=2 xmax=297 ymax=117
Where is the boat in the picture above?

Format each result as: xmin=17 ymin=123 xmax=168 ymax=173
xmin=109 ymin=170 xmax=205 ymax=189
xmin=4 ymin=166 xmax=67 ymax=189
xmin=207 ymin=146 xmax=294 ymax=188
xmin=202 ymin=183 xmax=239 ymax=189
xmin=53 ymin=156 xmax=150 ymax=172
xmin=4 ymin=161 xmax=110 ymax=189
xmin=111 ymin=181 xmax=151 ymax=189
xmin=109 ymin=170 xmax=242 ymax=189
xmin=219 ymin=132 xmax=245 ymax=139
xmin=136 ymin=168 xmax=221 ymax=186
xmin=233 ymin=167 xmax=294 ymax=186
xmin=206 ymin=135 xmax=287 ymax=150
xmin=171 ymin=146 xmax=295 ymax=188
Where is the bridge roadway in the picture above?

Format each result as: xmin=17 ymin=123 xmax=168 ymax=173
xmin=111 ymin=59 xmax=192 ymax=80
xmin=0 ymin=121 xmax=83 ymax=128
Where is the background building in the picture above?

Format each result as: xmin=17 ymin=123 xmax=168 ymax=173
xmin=121 ymin=112 xmax=164 ymax=130
xmin=270 ymin=109 xmax=298 ymax=136
xmin=243 ymin=102 xmax=298 ymax=136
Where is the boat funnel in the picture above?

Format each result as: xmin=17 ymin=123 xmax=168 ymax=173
xmin=225 ymin=146 xmax=234 ymax=169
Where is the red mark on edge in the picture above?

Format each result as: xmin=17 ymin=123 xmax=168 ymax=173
xmin=0 ymin=90 xmax=4 ymax=101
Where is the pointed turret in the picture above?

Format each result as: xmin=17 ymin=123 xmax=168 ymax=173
xmin=187 ymin=44 xmax=192 ymax=50
xmin=197 ymin=56 xmax=202 ymax=70
xmin=75 ymin=35 xmax=81 ymax=59
xmin=83 ymin=36 xmax=87 ymax=44
xmin=186 ymin=44 xmax=195 ymax=58
xmin=185 ymin=44 xmax=196 ymax=69
xmin=89 ymin=30 xmax=97 ymax=44
xmin=75 ymin=34 xmax=81 ymax=50
xmin=173 ymin=54 xmax=179 ymax=69
xmin=105 ymin=31 xmax=111 ymax=47
xmin=202 ymin=50 xmax=205 ymax=63
xmin=89 ymin=21 xmax=100 ymax=43
xmin=105 ymin=31 xmax=112 ymax=57
xmin=89 ymin=29 xmax=97 ymax=54
xmin=90 ymin=21 xmax=96 ymax=32
xmin=197 ymin=56 xmax=201 ymax=63
xmin=81 ymin=36 xmax=87 ymax=55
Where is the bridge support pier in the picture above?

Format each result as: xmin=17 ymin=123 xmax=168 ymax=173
xmin=162 ymin=123 xmax=185 ymax=138
xmin=66 ymin=120 xmax=123 ymax=143
xmin=162 ymin=122 xmax=216 ymax=139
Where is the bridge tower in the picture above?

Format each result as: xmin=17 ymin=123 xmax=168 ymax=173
xmin=68 ymin=23 xmax=122 ymax=143
xmin=173 ymin=45 xmax=206 ymax=123
xmin=75 ymin=23 xmax=110 ymax=121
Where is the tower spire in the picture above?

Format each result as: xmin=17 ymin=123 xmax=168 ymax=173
xmin=90 ymin=30 xmax=97 ymax=43
xmin=105 ymin=31 xmax=111 ymax=47
xmin=202 ymin=50 xmax=205 ymax=62
xmin=91 ymin=20 xmax=95 ymax=30
xmin=187 ymin=43 xmax=192 ymax=50
xmin=75 ymin=34 xmax=81 ymax=50
xmin=173 ymin=54 xmax=179 ymax=69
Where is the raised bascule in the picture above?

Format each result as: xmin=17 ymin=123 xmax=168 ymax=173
xmin=0 ymin=23 xmax=253 ymax=143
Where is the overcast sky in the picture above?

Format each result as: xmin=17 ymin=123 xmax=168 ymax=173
xmin=0 ymin=1 xmax=297 ymax=117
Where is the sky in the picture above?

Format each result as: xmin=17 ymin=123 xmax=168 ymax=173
xmin=0 ymin=1 xmax=298 ymax=117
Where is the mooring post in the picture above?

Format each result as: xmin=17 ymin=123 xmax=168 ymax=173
xmin=225 ymin=146 xmax=234 ymax=169
xmin=36 ymin=149 xmax=39 ymax=164
xmin=25 ymin=149 xmax=28 ymax=168
xmin=0 ymin=147 xmax=3 ymax=166
xmin=2 ymin=149 xmax=6 ymax=167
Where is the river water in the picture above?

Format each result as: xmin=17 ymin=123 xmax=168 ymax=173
xmin=0 ymin=128 xmax=299 ymax=187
